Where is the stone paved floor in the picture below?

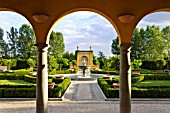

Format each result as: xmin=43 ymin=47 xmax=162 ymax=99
xmin=0 ymin=101 xmax=170 ymax=113
xmin=1 ymin=80 xmax=170 ymax=113
xmin=63 ymin=80 xmax=106 ymax=101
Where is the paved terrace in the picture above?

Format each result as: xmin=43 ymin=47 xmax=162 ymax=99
xmin=0 ymin=80 xmax=170 ymax=113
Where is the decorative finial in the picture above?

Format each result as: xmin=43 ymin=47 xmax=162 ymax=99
xmin=90 ymin=45 xmax=92 ymax=50
xmin=77 ymin=46 xmax=79 ymax=50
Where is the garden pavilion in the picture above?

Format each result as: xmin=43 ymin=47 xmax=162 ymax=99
xmin=0 ymin=0 xmax=170 ymax=113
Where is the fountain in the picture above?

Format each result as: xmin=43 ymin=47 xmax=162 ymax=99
xmin=78 ymin=60 xmax=90 ymax=77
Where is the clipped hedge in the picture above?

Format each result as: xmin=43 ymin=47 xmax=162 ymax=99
xmin=49 ymin=77 xmax=71 ymax=98
xmin=0 ymin=77 xmax=71 ymax=98
xmin=98 ymin=86 xmax=170 ymax=98
xmin=0 ymin=87 xmax=36 ymax=98
xmin=49 ymin=85 xmax=62 ymax=98
xmin=131 ymin=76 xmax=144 ymax=84
xmin=97 ymin=78 xmax=111 ymax=97
xmin=142 ymin=74 xmax=170 ymax=80
xmin=0 ymin=69 xmax=30 ymax=80
xmin=0 ymin=73 xmax=25 ymax=80
xmin=24 ymin=75 xmax=37 ymax=83
xmin=52 ymin=77 xmax=64 ymax=84
xmin=0 ymin=84 xmax=36 ymax=88
xmin=98 ymin=78 xmax=170 ymax=98
xmin=91 ymin=70 xmax=119 ymax=75
xmin=13 ymin=69 xmax=30 ymax=76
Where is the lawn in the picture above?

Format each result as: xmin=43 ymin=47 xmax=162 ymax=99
xmin=132 ymin=80 xmax=170 ymax=87
xmin=0 ymin=80 xmax=34 ymax=85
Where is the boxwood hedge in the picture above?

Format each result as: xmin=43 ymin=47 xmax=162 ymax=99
xmin=98 ymin=78 xmax=170 ymax=98
xmin=0 ymin=77 xmax=71 ymax=98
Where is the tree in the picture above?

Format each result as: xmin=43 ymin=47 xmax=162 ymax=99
xmin=6 ymin=27 xmax=18 ymax=58
xmin=109 ymin=55 xmax=120 ymax=70
xmin=27 ymin=58 xmax=35 ymax=71
xmin=131 ymin=28 xmax=146 ymax=60
xmin=0 ymin=28 xmax=7 ymax=58
xmin=162 ymin=26 xmax=170 ymax=60
xmin=111 ymin=37 xmax=120 ymax=55
xmin=103 ymin=59 xmax=111 ymax=71
xmin=145 ymin=25 xmax=165 ymax=60
xmin=98 ymin=51 xmax=105 ymax=58
xmin=63 ymin=51 xmax=75 ymax=61
xmin=48 ymin=31 xmax=65 ymax=57
xmin=93 ymin=56 xmax=100 ymax=66
xmin=48 ymin=55 xmax=59 ymax=73
xmin=17 ymin=24 xmax=35 ymax=59
xmin=72 ymin=60 xmax=77 ymax=69
xmin=131 ymin=59 xmax=142 ymax=70
xmin=97 ymin=51 xmax=106 ymax=69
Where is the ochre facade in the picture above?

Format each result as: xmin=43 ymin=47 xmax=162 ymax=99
xmin=71 ymin=50 xmax=99 ymax=70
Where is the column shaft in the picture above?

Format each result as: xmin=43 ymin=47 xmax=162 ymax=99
xmin=119 ymin=43 xmax=132 ymax=113
xmin=35 ymin=44 xmax=49 ymax=113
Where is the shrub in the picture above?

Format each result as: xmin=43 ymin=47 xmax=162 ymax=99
xmin=131 ymin=76 xmax=144 ymax=83
xmin=24 ymin=75 xmax=37 ymax=83
xmin=155 ymin=59 xmax=167 ymax=70
xmin=1 ymin=87 xmax=36 ymax=98
xmin=49 ymin=77 xmax=71 ymax=98
xmin=52 ymin=77 xmax=63 ymax=84
xmin=142 ymin=74 xmax=170 ymax=80
xmin=112 ymin=76 xmax=119 ymax=83
xmin=0 ymin=84 xmax=35 ymax=88
xmin=91 ymin=70 xmax=119 ymax=75
xmin=131 ymin=59 xmax=142 ymax=70
xmin=49 ymin=84 xmax=62 ymax=97
xmin=106 ymin=88 xmax=119 ymax=98
xmin=13 ymin=69 xmax=30 ymax=76
xmin=97 ymin=78 xmax=111 ymax=96
xmin=16 ymin=60 xmax=29 ymax=69
xmin=0 ymin=72 xmax=25 ymax=80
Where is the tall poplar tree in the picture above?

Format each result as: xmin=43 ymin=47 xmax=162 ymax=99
xmin=17 ymin=24 xmax=35 ymax=59
xmin=48 ymin=31 xmax=65 ymax=57
xmin=6 ymin=27 xmax=18 ymax=58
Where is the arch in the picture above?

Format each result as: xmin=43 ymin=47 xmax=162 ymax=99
xmin=134 ymin=8 xmax=170 ymax=30
xmin=47 ymin=8 xmax=119 ymax=44
xmin=80 ymin=56 xmax=88 ymax=65
xmin=0 ymin=7 xmax=34 ymax=28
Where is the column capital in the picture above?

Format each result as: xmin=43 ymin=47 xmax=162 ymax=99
xmin=120 ymin=43 xmax=132 ymax=50
xmin=34 ymin=43 xmax=49 ymax=51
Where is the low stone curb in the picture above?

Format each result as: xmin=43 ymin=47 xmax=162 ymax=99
xmin=105 ymin=98 xmax=170 ymax=101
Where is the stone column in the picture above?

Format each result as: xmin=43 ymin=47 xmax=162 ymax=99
xmin=119 ymin=43 xmax=132 ymax=113
xmin=35 ymin=43 xmax=49 ymax=113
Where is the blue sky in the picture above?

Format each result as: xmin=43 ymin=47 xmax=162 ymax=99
xmin=1 ymin=11 xmax=170 ymax=57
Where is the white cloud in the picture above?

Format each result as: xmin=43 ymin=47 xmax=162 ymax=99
xmin=137 ymin=12 xmax=170 ymax=29
xmin=1 ymin=11 xmax=170 ymax=57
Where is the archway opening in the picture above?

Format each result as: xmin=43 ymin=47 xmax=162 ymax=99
xmin=131 ymin=11 xmax=170 ymax=98
xmin=48 ymin=11 xmax=119 ymax=73
xmin=47 ymin=11 xmax=119 ymax=101
xmin=0 ymin=11 xmax=37 ymax=98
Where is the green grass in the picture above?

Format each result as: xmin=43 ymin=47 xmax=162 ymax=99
xmin=132 ymin=80 xmax=170 ymax=87
xmin=0 ymin=80 xmax=34 ymax=85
